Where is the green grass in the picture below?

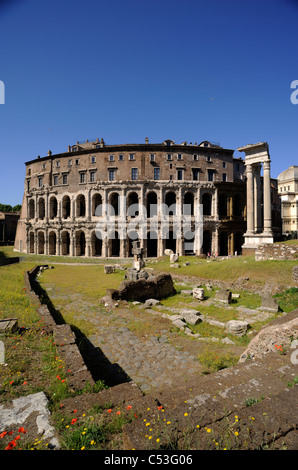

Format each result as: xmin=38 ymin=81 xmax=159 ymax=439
xmin=151 ymin=255 xmax=297 ymax=290
xmin=0 ymin=261 xmax=40 ymax=325
xmin=274 ymin=287 xmax=298 ymax=313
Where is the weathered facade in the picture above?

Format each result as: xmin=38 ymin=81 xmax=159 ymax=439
xmin=14 ymin=138 xmax=248 ymax=258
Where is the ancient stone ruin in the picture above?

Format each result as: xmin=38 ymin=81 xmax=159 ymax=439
xmin=104 ymin=273 xmax=176 ymax=303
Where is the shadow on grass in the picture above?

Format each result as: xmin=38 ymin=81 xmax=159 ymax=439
xmin=31 ymin=275 xmax=132 ymax=389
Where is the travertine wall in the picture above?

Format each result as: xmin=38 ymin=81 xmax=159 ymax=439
xmin=14 ymin=139 xmax=247 ymax=258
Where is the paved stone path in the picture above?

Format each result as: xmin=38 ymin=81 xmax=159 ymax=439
xmin=88 ymin=323 xmax=199 ymax=393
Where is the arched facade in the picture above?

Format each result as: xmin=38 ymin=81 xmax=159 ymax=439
xmin=16 ymin=139 xmax=247 ymax=257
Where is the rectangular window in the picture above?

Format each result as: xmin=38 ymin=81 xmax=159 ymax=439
xmin=222 ymin=173 xmax=227 ymax=182
xmin=63 ymin=174 xmax=68 ymax=185
xmin=90 ymin=171 xmax=95 ymax=182
xmin=150 ymin=154 xmax=155 ymax=162
xmin=235 ymin=163 xmax=240 ymax=172
xmin=56 ymin=161 xmax=60 ymax=168
xmin=38 ymin=177 xmax=43 ymax=188
xmin=154 ymin=168 xmax=160 ymax=180
xmin=119 ymin=154 xmax=124 ymax=161
xmin=167 ymin=154 xmax=172 ymax=161
xmin=131 ymin=168 xmax=138 ymax=180
xmin=192 ymin=169 xmax=199 ymax=181
xmin=193 ymin=154 xmax=198 ymax=161
xmin=223 ymin=162 xmax=226 ymax=168
xmin=206 ymin=155 xmax=212 ymax=162
xmin=177 ymin=169 xmax=183 ymax=180
xmin=80 ymin=172 xmax=86 ymax=183
xmin=91 ymin=156 xmax=96 ymax=163
xmin=27 ymin=179 xmax=30 ymax=191
xmin=68 ymin=159 xmax=72 ymax=167
xmin=75 ymin=159 xmax=80 ymax=165
xmin=129 ymin=153 xmax=135 ymax=160
xmin=208 ymin=169 xmax=215 ymax=181
xmin=53 ymin=175 xmax=58 ymax=186
xmin=42 ymin=163 xmax=46 ymax=170
xmin=109 ymin=169 xmax=115 ymax=181
xmin=177 ymin=153 xmax=182 ymax=160
xmin=109 ymin=155 xmax=114 ymax=162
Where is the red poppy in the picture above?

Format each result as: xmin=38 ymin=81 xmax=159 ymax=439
xmin=18 ymin=427 xmax=27 ymax=434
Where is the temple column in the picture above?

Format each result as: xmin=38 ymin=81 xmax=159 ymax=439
xmin=245 ymin=163 xmax=254 ymax=235
xmin=253 ymin=164 xmax=262 ymax=233
xmin=263 ymin=160 xmax=273 ymax=234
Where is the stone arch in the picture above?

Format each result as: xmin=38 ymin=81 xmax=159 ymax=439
xmin=219 ymin=231 xmax=228 ymax=256
xmin=75 ymin=230 xmax=86 ymax=256
xmin=37 ymin=231 xmax=45 ymax=254
xmin=146 ymin=230 xmax=158 ymax=257
xmin=38 ymin=198 xmax=45 ymax=220
xmin=184 ymin=230 xmax=195 ymax=254
xmin=92 ymin=193 xmax=102 ymax=216
xmin=202 ymin=193 xmax=212 ymax=216
xmin=165 ymin=191 xmax=176 ymax=216
xmin=28 ymin=199 xmax=35 ymax=220
xmin=109 ymin=230 xmax=120 ymax=257
xmin=48 ymin=231 xmax=57 ymax=255
xmin=202 ymin=230 xmax=212 ymax=255
xmin=218 ymin=193 xmax=228 ymax=217
xmin=183 ymin=191 xmax=194 ymax=216
xmin=91 ymin=230 xmax=102 ymax=256
xmin=165 ymin=229 xmax=176 ymax=253
xmin=62 ymin=195 xmax=71 ymax=219
xmin=127 ymin=191 xmax=139 ymax=218
xmin=49 ymin=196 xmax=58 ymax=219
xmin=76 ymin=194 xmax=86 ymax=218
xmin=109 ymin=192 xmax=119 ymax=216
xmin=61 ymin=231 xmax=70 ymax=256
xmin=29 ymin=232 xmax=35 ymax=254
xmin=146 ymin=191 xmax=158 ymax=218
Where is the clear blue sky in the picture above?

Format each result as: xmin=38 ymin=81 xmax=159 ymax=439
xmin=0 ymin=0 xmax=297 ymax=206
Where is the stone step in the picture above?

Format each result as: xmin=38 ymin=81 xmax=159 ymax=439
xmin=122 ymin=351 xmax=298 ymax=450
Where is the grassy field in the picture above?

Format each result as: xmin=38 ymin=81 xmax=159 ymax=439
xmin=0 ymin=245 xmax=297 ymax=449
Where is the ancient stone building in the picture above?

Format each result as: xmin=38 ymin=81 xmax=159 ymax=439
xmin=14 ymin=138 xmax=249 ymax=258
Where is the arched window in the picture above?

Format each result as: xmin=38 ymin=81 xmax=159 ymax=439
xmin=146 ymin=191 xmax=158 ymax=218
xmin=165 ymin=192 xmax=176 ymax=216
xmin=127 ymin=192 xmax=139 ymax=218
xmin=62 ymin=195 xmax=71 ymax=219
xmin=92 ymin=193 xmax=102 ymax=216
xmin=183 ymin=192 xmax=194 ymax=216
xmin=202 ymin=193 xmax=212 ymax=216
xmin=49 ymin=196 xmax=58 ymax=219
xmin=38 ymin=198 xmax=45 ymax=220
xmin=28 ymin=199 xmax=35 ymax=219
xmin=76 ymin=194 xmax=86 ymax=217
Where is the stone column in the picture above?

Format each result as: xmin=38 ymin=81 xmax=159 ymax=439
xmin=253 ymin=164 xmax=262 ymax=233
xmin=245 ymin=163 xmax=254 ymax=235
xmin=263 ymin=160 xmax=272 ymax=234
